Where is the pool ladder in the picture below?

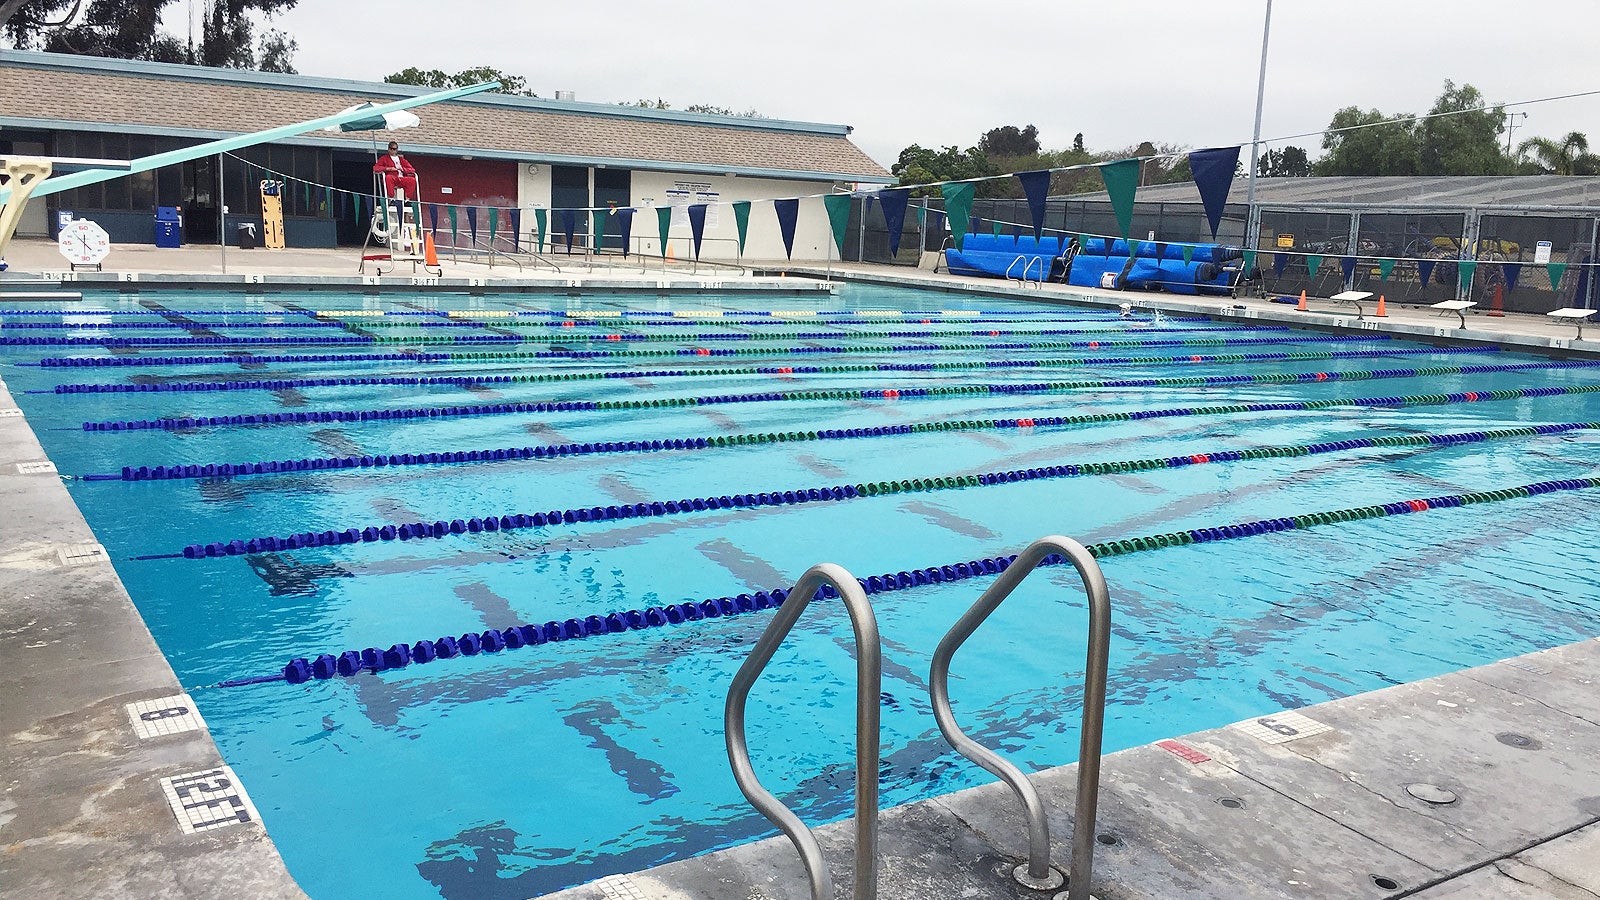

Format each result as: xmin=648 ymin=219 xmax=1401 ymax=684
xmin=1006 ymin=254 xmax=1047 ymax=289
xmin=723 ymin=537 xmax=1112 ymax=900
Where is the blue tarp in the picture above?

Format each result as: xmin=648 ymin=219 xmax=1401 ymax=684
xmin=945 ymin=232 xmax=1239 ymax=293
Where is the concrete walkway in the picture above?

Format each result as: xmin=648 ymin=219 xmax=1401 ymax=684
xmin=547 ymin=636 xmax=1600 ymax=899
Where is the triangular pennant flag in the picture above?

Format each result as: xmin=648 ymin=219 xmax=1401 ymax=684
xmin=1014 ymin=170 xmax=1050 ymax=239
xmin=322 ymin=186 xmax=330 ymax=214
xmin=1457 ymin=259 xmax=1478 ymax=292
xmin=615 ymin=208 xmax=634 ymax=257
xmin=1079 ymin=234 xmax=1094 ymax=254
xmin=1273 ymin=252 xmax=1289 ymax=277
xmin=559 ymin=208 xmax=575 ymax=253
xmin=876 ymin=188 xmax=909 ymax=257
xmin=687 ymin=204 xmax=707 ymax=258
xmin=822 ymin=194 xmax=851 ymax=257
xmin=1181 ymin=244 xmax=1194 ymax=264
xmin=940 ymin=182 xmax=975 ymax=250
xmin=466 ymin=206 xmax=478 ymax=244
xmin=428 ymin=203 xmax=438 ymax=236
xmin=447 ymin=204 xmax=456 ymax=240
xmin=1098 ymin=158 xmax=1141 ymax=238
xmin=1242 ymin=249 xmax=1256 ymax=273
xmin=915 ymin=205 xmax=925 ymax=226
xmin=1128 ymin=239 xmax=1142 ymax=259
xmin=1502 ymin=262 xmax=1521 ymax=291
xmin=655 ymin=206 xmax=672 ymax=258
xmin=1305 ymin=254 xmax=1323 ymax=279
xmin=1548 ymin=262 xmax=1568 ymax=289
xmin=1340 ymin=256 xmax=1357 ymax=284
xmin=488 ymin=207 xmax=498 ymax=246
xmin=1416 ymin=259 xmax=1436 ymax=286
xmin=732 ymin=200 xmax=751 ymax=256
xmin=773 ymin=198 xmax=800 ymax=260
xmin=1188 ymin=146 xmax=1240 ymax=238
xmin=534 ymin=208 xmax=547 ymax=252
xmin=591 ymin=209 xmax=608 ymax=252
xmin=1378 ymin=259 xmax=1396 ymax=281
xmin=380 ymin=194 xmax=389 ymax=231
xmin=991 ymin=219 xmax=1003 ymax=237
xmin=302 ymin=180 xmax=311 ymax=212
xmin=508 ymin=208 xmax=521 ymax=251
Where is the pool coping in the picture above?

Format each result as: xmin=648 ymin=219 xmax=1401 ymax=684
xmin=0 ymin=376 xmax=307 ymax=898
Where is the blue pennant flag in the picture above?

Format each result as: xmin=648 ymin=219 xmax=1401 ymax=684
xmin=428 ymin=203 xmax=438 ymax=235
xmin=1339 ymin=256 xmax=1357 ymax=284
xmin=560 ymin=209 xmax=576 ymax=253
xmin=1188 ymin=146 xmax=1241 ymax=238
xmin=687 ymin=204 xmax=707 ymax=259
xmin=615 ymin=207 xmax=635 ymax=257
xmin=773 ymin=198 xmax=799 ymax=259
xmin=1502 ymin=262 xmax=1521 ymax=291
xmin=876 ymin=188 xmax=910 ymax=256
xmin=1014 ymin=170 xmax=1051 ymax=239
xmin=466 ymin=206 xmax=478 ymax=244
xmin=508 ymin=208 xmax=521 ymax=251
xmin=1416 ymin=258 xmax=1436 ymax=286
xmin=1273 ymin=252 xmax=1290 ymax=277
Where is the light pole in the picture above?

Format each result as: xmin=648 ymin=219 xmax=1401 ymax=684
xmin=1244 ymin=0 xmax=1273 ymax=253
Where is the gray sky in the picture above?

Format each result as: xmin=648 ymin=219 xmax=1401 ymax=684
xmin=257 ymin=0 xmax=1597 ymax=168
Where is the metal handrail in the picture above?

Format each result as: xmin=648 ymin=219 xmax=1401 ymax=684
xmin=1005 ymin=254 xmax=1046 ymax=288
xmin=933 ymin=235 xmax=956 ymax=273
xmin=928 ymin=536 xmax=1111 ymax=900
xmin=724 ymin=563 xmax=881 ymax=900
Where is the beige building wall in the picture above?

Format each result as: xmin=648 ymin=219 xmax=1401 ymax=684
xmin=629 ymin=170 xmax=842 ymax=262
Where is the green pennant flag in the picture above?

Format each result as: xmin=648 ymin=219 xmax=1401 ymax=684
xmin=1457 ymin=259 xmax=1478 ymax=292
xmin=591 ymin=209 xmax=608 ymax=251
xmin=1097 ymin=158 xmax=1141 ymax=238
xmin=656 ymin=206 xmax=673 ymax=258
xmin=915 ymin=205 xmax=925 ymax=226
xmin=1079 ymin=234 xmax=1093 ymax=253
xmin=1378 ymin=259 xmax=1396 ymax=281
xmin=379 ymin=194 xmax=389 ymax=231
xmin=1306 ymin=254 xmax=1323 ymax=279
xmin=323 ymin=186 xmax=331 ymax=214
xmin=732 ymin=200 xmax=751 ymax=255
xmin=941 ymin=182 xmax=976 ymax=250
xmin=991 ymin=219 xmax=1003 ymax=237
xmin=447 ymin=204 xmax=457 ymax=239
xmin=1128 ymin=239 xmax=1141 ymax=259
xmin=489 ymin=207 xmax=499 ymax=246
xmin=1242 ymin=248 xmax=1256 ymax=273
xmin=1548 ymin=262 xmax=1568 ymax=289
xmin=353 ymin=192 xmax=363 ymax=222
xmin=302 ymin=180 xmax=311 ymax=211
xmin=822 ymin=194 xmax=852 ymax=256
xmin=534 ymin=208 xmax=547 ymax=252
xmin=1181 ymin=244 xmax=1194 ymax=264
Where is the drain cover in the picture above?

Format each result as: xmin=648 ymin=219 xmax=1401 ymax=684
xmin=1405 ymin=783 xmax=1458 ymax=804
xmin=1495 ymin=732 xmax=1542 ymax=750
xmin=1216 ymin=796 xmax=1246 ymax=809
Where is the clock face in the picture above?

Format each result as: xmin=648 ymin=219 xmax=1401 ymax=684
xmin=58 ymin=219 xmax=111 ymax=265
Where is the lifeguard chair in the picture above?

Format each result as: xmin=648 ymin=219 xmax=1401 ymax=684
xmin=360 ymin=160 xmax=439 ymax=276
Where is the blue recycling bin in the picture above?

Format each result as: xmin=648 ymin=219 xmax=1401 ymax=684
xmin=154 ymin=207 xmax=182 ymax=248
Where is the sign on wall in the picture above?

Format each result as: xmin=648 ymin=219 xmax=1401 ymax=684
xmin=666 ymin=181 xmax=720 ymax=229
xmin=1535 ymin=241 xmax=1553 ymax=265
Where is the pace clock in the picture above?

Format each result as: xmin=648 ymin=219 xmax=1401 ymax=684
xmin=57 ymin=219 xmax=111 ymax=268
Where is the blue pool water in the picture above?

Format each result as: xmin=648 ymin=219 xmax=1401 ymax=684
xmin=5 ymin=284 xmax=1600 ymax=900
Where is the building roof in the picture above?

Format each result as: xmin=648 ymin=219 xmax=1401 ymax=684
xmin=1068 ymin=175 xmax=1600 ymax=210
xmin=0 ymin=51 xmax=892 ymax=183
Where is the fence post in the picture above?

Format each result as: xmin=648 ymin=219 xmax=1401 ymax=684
xmin=1588 ymin=217 xmax=1599 ymax=310
xmin=858 ymin=194 xmax=867 ymax=263
xmin=1461 ymin=209 xmax=1481 ymax=300
xmin=1345 ymin=211 xmax=1361 ymax=291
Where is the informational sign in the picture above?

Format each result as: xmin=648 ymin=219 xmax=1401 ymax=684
xmin=259 ymin=180 xmax=285 ymax=250
xmin=1535 ymin=241 xmax=1553 ymax=265
xmin=665 ymin=181 xmax=720 ymax=229
xmin=1276 ymin=233 xmax=1295 ymax=248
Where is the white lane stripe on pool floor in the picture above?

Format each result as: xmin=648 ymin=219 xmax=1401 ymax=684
xmin=159 ymin=766 xmax=261 ymax=835
xmin=126 ymin=693 xmax=207 ymax=739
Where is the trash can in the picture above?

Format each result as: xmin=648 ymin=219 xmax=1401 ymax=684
xmin=154 ymin=207 xmax=182 ymax=248
xmin=236 ymin=222 xmax=259 ymax=250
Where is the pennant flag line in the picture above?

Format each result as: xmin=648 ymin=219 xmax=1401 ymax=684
xmin=773 ymin=198 xmax=799 ymax=260
xmin=940 ymin=182 xmax=975 ymax=250
xmin=591 ymin=210 xmax=608 ymax=252
xmin=1548 ymin=262 xmax=1567 ymax=290
xmin=1305 ymin=254 xmax=1323 ymax=279
xmin=1340 ymin=256 xmax=1357 ymax=284
xmin=559 ymin=209 xmax=575 ymax=253
xmin=1417 ymin=259 xmax=1437 ymax=286
xmin=508 ymin=208 xmax=521 ymax=251
xmin=822 ymin=194 xmax=852 ymax=257
xmin=466 ymin=206 xmax=478 ymax=244
xmin=1502 ymin=262 xmax=1521 ymax=291
xmin=534 ymin=208 xmax=547 ymax=253
xmin=732 ymin=201 xmax=751 ymax=256
xmin=615 ymin=207 xmax=635 ymax=257
xmin=877 ymin=188 xmax=910 ymax=257
xmin=1187 ymin=146 xmax=1240 ymax=239
xmin=655 ymin=206 xmax=672 ymax=258
xmin=1098 ymin=158 xmax=1141 ymax=239
xmin=1377 ymin=258 xmax=1396 ymax=281
xmin=1014 ymin=170 xmax=1051 ymax=240
xmin=1457 ymin=259 xmax=1478 ymax=292
xmin=687 ymin=204 xmax=707 ymax=258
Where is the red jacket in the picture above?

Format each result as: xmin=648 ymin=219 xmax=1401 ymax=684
xmin=373 ymin=153 xmax=416 ymax=176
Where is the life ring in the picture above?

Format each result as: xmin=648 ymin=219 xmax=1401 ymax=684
xmin=370 ymin=214 xmax=391 ymax=241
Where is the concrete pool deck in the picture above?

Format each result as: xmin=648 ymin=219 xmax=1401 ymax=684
xmin=548 ymin=635 xmax=1600 ymax=900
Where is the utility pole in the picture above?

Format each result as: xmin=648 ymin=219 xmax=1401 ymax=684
xmin=1504 ymin=111 xmax=1527 ymax=158
xmin=1244 ymin=0 xmax=1273 ymax=252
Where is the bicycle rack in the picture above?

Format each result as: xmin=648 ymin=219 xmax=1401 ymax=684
xmin=928 ymin=536 xmax=1111 ymax=900
xmin=724 ymin=563 xmax=882 ymax=900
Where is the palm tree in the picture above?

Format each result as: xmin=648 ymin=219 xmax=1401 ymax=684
xmin=1518 ymin=132 xmax=1592 ymax=175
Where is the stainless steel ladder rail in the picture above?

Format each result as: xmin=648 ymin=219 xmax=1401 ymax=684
xmin=724 ymin=563 xmax=882 ymax=900
xmin=928 ymin=536 xmax=1111 ymax=900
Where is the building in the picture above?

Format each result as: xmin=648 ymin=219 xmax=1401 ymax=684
xmin=0 ymin=50 xmax=892 ymax=260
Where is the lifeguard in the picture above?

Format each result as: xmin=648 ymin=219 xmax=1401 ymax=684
xmin=373 ymin=140 xmax=418 ymax=200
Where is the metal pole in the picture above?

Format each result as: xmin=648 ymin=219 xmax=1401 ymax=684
xmin=1587 ymin=217 xmax=1598 ymax=310
xmin=216 ymin=153 xmax=226 ymax=275
xmin=1345 ymin=211 xmax=1361 ymax=291
xmin=1244 ymin=0 xmax=1274 ymax=256
xmin=857 ymin=194 xmax=866 ymax=263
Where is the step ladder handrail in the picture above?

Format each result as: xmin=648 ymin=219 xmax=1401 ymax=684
xmin=724 ymin=563 xmax=882 ymax=900
xmin=928 ymin=536 xmax=1111 ymax=900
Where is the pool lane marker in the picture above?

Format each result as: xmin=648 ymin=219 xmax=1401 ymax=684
xmin=46 ymin=345 xmax=1500 ymax=396
xmin=87 ymin=380 xmax=1583 ymax=483
xmin=77 ymin=359 xmax=1600 ymax=434
xmin=126 ymin=693 xmax=207 ymax=739
xmin=233 ymin=475 xmax=1600 ymax=688
xmin=27 ymin=332 xmax=1388 ymax=368
xmin=147 ymin=422 xmax=1600 ymax=561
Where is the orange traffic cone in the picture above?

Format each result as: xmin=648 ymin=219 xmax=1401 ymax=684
xmin=423 ymin=232 xmax=440 ymax=267
xmin=1487 ymin=283 xmax=1505 ymax=317
xmin=1374 ymin=294 xmax=1387 ymax=317
xmin=1296 ymin=290 xmax=1308 ymax=311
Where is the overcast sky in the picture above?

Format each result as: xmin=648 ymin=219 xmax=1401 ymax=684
xmin=242 ymin=0 xmax=1598 ymax=167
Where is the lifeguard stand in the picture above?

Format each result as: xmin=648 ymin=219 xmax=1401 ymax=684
xmin=359 ymin=166 xmax=439 ymax=276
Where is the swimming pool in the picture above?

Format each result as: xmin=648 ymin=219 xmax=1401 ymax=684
xmin=5 ymin=283 xmax=1600 ymax=900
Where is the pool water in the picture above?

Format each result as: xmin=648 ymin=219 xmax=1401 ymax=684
xmin=5 ymin=284 xmax=1600 ymax=900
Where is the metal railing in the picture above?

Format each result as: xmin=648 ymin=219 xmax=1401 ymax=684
xmin=724 ymin=563 xmax=881 ymax=900
xmin=1006 ymin=254 xmax=1046 ymax=288
xmin=928 ymin=536 xmax=1111 ymax=900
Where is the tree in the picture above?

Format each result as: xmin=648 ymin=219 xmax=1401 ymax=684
xmin=5 ymin=0 xmax=296 ymax=70
xmin=1518 ymin=131 xmax=1599 ymax=175
xmin=1257 ymin=145 xmax=1311 ymax=177
xmin=1071 ymin=133 xmax=1086 ymax=154
xmin=891 ymin=143 xmax=997 ymax=196
xmin=615 ymin=98 xmax=763 ymax=117
xmin=978 ymin=125 xmax=1040 ymax=158
xmin=386 ymin=66 xmax=536 ymax=96
xmin=1416 ymin=81 xmax=1508 ymax=175
xmin=1314 ymin=106 xmax=1418 ymax=176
